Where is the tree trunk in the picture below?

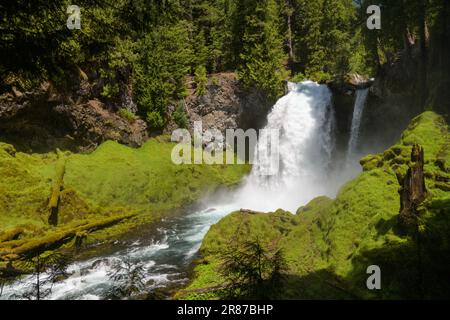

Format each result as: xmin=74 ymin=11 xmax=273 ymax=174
xmin=418 ymin=0 xmax=429 ymax=109
xmin=285 ymin=0 xmax=295 ymax=69
xmin=397 ymin=144 xmax=427 ymax=229
xmin=48 ymin=156 xmax=66 ymax=226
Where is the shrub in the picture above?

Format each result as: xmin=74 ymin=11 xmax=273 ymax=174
xmin=117 ymin=108 xmax=136 ymax=122
xmin=146 ymin=111 xmax=165 ymax=129
xmin=101 ymin=83 xmax=120 ymax=99
xmin=172 ymin=104 xmax=189 ymax=129
xmin=194 ymin=65 xmax=208 ymax=96
xmin=219 ymin=238 xmax=287 ymax=299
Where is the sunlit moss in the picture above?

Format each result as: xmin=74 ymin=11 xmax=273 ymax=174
xmin=180 ymin=111 xmax=450 ymax=299
xmin=0 ymin=138 xmax=250 ymax=261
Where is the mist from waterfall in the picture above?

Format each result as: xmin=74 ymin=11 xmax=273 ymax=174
xmin=347 ymin=88 xmax=369 ymax=161
xmin=234 ymin=81 xmax=336 ymax=213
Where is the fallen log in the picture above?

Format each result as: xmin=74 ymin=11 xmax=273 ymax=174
xmin=0 ymin=213 xmax=137 ymax=261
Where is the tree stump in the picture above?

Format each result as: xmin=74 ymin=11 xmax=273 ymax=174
xmin=397 ymin=144 xmax=427 ymax=229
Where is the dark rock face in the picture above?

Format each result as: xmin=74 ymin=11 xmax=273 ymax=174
xmin=0 ymin=82 xmax=147 ymax=152
xmin=165 ymin=73 xmax=273 ymax=137
xmin=1 ymin=73 xmax=272 ymax=152
xmin=397 ymin=144 xmax=427 ymax=229
xmin=328 ymin=85 xmax=355 ymax=158
xmin=360 ymin=34 xmax=450 ymax=155
xmin=359 ymin=53 xmax=424 ymax=155
xmin=53 ymin=100 xmax=147 ymax=151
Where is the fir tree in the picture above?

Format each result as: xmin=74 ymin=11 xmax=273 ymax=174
xmin=233 ymin=0 xmax=287 ymax=99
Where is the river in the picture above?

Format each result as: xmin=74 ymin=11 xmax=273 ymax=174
xmin=1 ymin=204 xmax=238 ymax=300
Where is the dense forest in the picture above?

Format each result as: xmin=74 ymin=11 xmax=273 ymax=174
xmin=1 ymin=0 xmax=449 ymax=129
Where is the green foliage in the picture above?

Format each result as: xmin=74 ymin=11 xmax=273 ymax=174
xmin=107 ymin=258 xmax=146 ymax=299
xmin=233 ymin=0 xmax=288 ymax=99
xmin=117 ymin=108 xmax=136 ymax=122
xmin=134 ymin=23 xmax=192 ymax=129
xmin=2 ymin=0 xmax=450 ymax=121
xmin=191 ymin=0 xmax=234 ymax=72
xmin=0 ymin=1 xmax=132 ymax=89
xmin=290 ymin=0 xmax=361 ymax=80
xmin=146 ymin=111 xmax=165 ymax=129
xmin=172 ymin=104 xmax=190 ymax=129
xmin=15 ymin=252 xmax=70 ymax=300
xmin=101 ymin=83 xmax=120 ymax=99
xmin=194 ymin=65 xmax=208 ymax=96
xmin=219 ymin=238 xmax=288 ymax=299
xmin=180 ymin=112 xmax=450 ymax=300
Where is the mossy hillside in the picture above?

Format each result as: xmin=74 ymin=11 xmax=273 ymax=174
xmin=0 ymin=138 xmax=249 ymax=263
xmin=0 ymin=143 xmax=56 ymax=231
xmin=180 ymin=111 xmax=450 ymax=299
xmin=64 ymin=139 xmax=250 ymax=212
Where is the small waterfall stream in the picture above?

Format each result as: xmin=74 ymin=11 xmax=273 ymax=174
xmin=347 ymin=88 xmax=369 ymax=160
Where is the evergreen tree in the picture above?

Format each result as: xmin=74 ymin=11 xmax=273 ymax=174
xmin=291 ymin=0 xmax=358 ymax=81
xmin=134 ymin=22 xmax=192 ymax=129
xmin=191 ymin=0 xmax=232 ymax=72
xmin=233 ymin=0 xmax=287 ymax=99
xmin=292 ymin=0 xmax=327 ymax=79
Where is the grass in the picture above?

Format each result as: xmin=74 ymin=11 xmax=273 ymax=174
xmin=0 ymin=138 xmax=250 ymax=264
xmin=179 ymin=111 xmax=450 ymax=300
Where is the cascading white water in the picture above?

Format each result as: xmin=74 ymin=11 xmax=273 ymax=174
xmin=347 ymin=88 xmax=369 ymax=160
xmin=1 ymin=81 xmax=339 ymax=300
xmin=235 ymin=81 xmax=336 ymax=213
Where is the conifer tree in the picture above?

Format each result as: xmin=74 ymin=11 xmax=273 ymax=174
xmin=233 ymin=0 xmax=287 ymax=99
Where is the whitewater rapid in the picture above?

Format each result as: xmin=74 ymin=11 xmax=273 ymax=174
xmin=2 ymin=81 xmax=345 ymax=300
xmin=0 ymin=204 xmax=239 ymax=300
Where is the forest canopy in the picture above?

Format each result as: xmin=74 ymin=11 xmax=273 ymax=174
xmin=1 ymin=0 xmax=449 ymax=128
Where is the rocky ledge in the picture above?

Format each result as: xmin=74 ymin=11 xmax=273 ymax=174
xmin=0 ymin=82 xmax=147 ymax=152
xmin=164 ymin=72 xmax=273 ymax=137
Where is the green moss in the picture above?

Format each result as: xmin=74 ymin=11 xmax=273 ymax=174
xmin=399 ymin=111 xmax=448 ymax=159
xmin=0 ymin=138 xmax=250 ymax=261
xmin=180 ymin=111 xmax=450 ymax=300
xmin=64 ymin=139 xmax=249 ymax=212
xmin=360 ymin=154 xmax=382 ymax=171
xmin=296 ymin=196 xmax=333 ymax=216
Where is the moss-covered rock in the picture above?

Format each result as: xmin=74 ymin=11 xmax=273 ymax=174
xmin=180 ymin=111 xmax=450 ymax=300
xmin=0 ymin=138 xmax=250 ymax=262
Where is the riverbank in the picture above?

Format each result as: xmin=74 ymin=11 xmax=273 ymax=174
xmin=177 ymin=111 xmax=450 ymax=300
xmin=0 ymin=137 xmax=250 ymax=272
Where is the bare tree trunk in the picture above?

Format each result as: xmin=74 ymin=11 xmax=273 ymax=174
xmin=285 ymin=0 xmax=295 ymax=69
xmin=418 ymin=0 xmax=429 ymax=109
xmin=397 ymin=144 xmax=427 ymax=229
xmin=404 ymin=28 xmax=415 ymax=54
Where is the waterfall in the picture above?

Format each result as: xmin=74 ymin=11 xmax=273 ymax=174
xmin=236 ymin=81 xmax=336 ymax=213
xmin=0 ymin=81 xmax=339 ymax=300
xmin=347 ymin=89 xmax=369 ymax=159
